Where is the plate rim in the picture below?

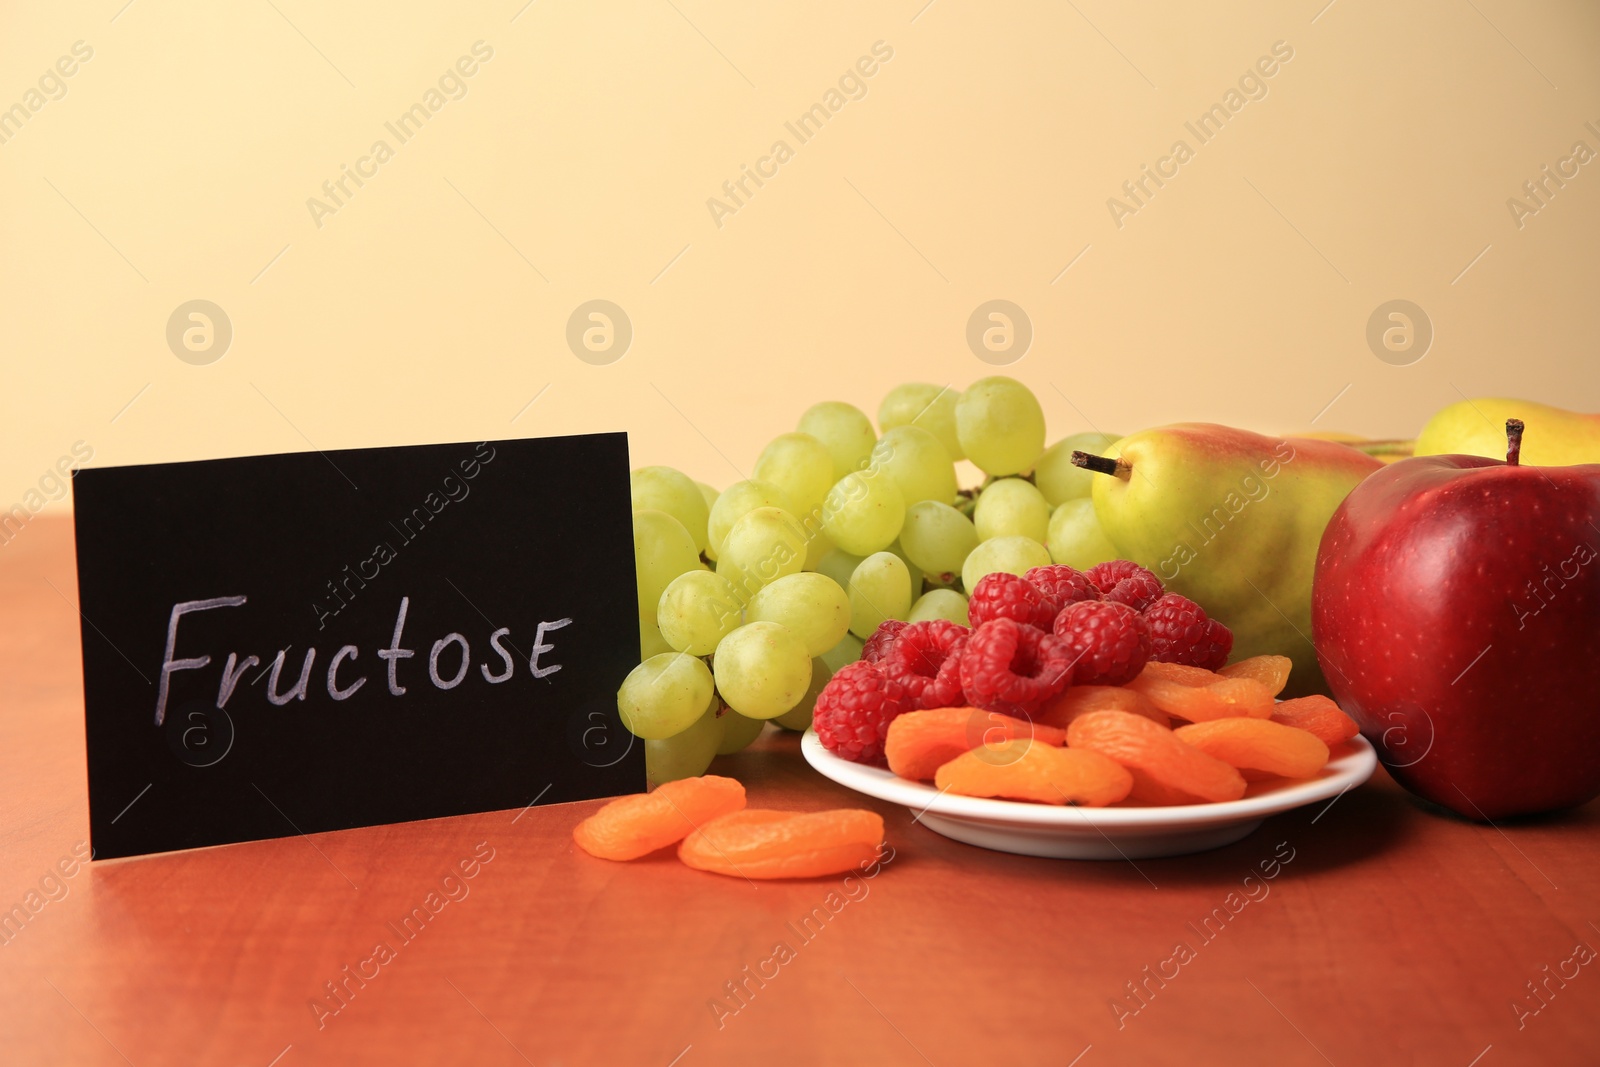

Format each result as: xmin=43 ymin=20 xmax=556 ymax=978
xmin=800 ymin=728 xmax=1377 ymax=829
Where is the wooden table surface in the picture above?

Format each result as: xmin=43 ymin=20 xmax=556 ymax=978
xmin=2 ymin=516 xmax=1597 ymax=1066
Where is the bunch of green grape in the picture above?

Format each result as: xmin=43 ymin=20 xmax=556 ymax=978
xmin=622 ymin=376 xmax=1124 ymax=784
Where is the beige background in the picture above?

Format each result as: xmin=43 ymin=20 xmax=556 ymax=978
xmin=2 ymin=0 xmax=1597 ymax=520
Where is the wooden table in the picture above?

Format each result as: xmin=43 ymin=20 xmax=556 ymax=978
xmin=2 ymin=516 xmax=1596 ymax=1065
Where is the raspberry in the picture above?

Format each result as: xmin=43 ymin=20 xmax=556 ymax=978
xmin=861 ymin=619 xmax=908 ymax=664
xmin=1052 ymin=601 xmax=1152 ymax=686
xmin=1025 ymin=565 xmax=1101 ymax=609
xmin=880 ymin=620 xmax=970 ymax=710
xmin=957 ymin=618 xmax=1076 ymax=717
xmin=968 ymin=571 xmax=1058 ymax=630
xmin=813 ymin=661 xmax=909 ymax=764
xmin=1085 ymin=560 xmax=1165 ymax=612
xmin=1144 ymin=593 xmax=1233 ymax=670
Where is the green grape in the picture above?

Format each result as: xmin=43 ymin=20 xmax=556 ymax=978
xmin=815 ymin=546 xmax=865 ymax=592
xmin=630 ymin=466 xmax=710 ymax=552
xmin=645 ymin=703 xmax=724 ymax=785
xmin=706 ymin=479 xmax=793 ymax=559
xmin=753 ymin=432 xmax=836 ymax=516
xmin=1048 ymin=498 xmax=1120 ymax=569
xmin=961 ymin=534 xmax=1051 ymax=592
xmin=716 ymin=706 xmax=769 ymax=754
xmin=713 ymin=621 xmax=813 ymax=719
xmin=639 ymin=618 xmax=675 ymax=659
xmin=798 ymin=401 xmax=876 ymax=480
xmin=885 ymin=539 xmax=922 ymax=594
xmin=803 ymin=527 xmax=834 ymax=571
xmin=634 ymin=509 xmax=701 ymax=624
xmin=908 ymin=588 xmax=971 ymax=626
xmin=821 ymin=632 xmax=865 ymax=674
xmin=657 ymin=570 xmax=742 ymax=656
xmin=955 ymin=376 xmax=1047 ymax=476
xmin=878 ymin=382 xmax=963 ymax=460
xmin=1035 ymin=432 xmax=1124 ymax=506
xmin=822 ymin=467 xmax=904 ymax=556
xmin=616 ymin=652 xmax=715 ymax=740
xmin=787 ymin=501 xmax=830 ymax=567
xmin=973 ymin=478 xmax=1051 ymax=543
xmin=696 ymin=483 xmax=720 ymax=559
xmin=869 ymin=425 xmax=957 ymax=507
xmin=899 ymin=500 xmax=978 ymax=577
xmin=848 ymin=551 xmax=913 ymax=639
xmin=775 ymin=658 xmax=833 ymax=732
xmin=745 ymin=571 xmax=851 ymax=656
xmin=717 ymin=506 xmax=807 ymax=601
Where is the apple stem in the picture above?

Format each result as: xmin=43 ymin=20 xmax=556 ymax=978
xmin=1506 ymin=419 xmax=1524 ymax=466
xmin=1070 ymin=451 xmax=1132 ymax=479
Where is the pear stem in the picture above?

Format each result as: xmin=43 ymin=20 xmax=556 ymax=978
xmin=1071 ymin=451 xmax=1132 ymax=479
xmin=1506 ymin=419 xmax=1524 ymax=466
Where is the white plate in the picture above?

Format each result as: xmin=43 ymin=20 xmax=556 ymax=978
xmin=800 ymin=729 xmax=1377 ymax=860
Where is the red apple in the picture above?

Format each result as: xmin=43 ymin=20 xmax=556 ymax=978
xmin=1312 ymin=420 xmax=1600 ymax=819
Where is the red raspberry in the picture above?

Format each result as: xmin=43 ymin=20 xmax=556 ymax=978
xmin=880 ymin=620 xmax=970 ymax=710
xmin=968 ymin=571 xmax=1058 ymax=630
xmin=1025 ymin=565 xmax=1101 ymax=609
xmin=1085 ymin=560 xmax=1165 ymax=612
xmin=813 ymin=662 xmax=908 ymax=764
xmin=1144 ymin=593 xmax=1233 ymax=670
xmin=861 ymin=619 xmax=908 ymax=663
xmin=1052 ymin=601 xmax=1151 ymax=686
xmin=956 ymin=618 xmax=1075 ymax=717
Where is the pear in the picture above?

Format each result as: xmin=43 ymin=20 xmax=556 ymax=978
xmin=1076 ymin=424 xmax=1382 ymax=696
xmin=1416 ymin=398 xmax=1600 ymax=465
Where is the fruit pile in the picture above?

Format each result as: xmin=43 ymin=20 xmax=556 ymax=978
xmin=622 ymin=377 xmax=1140 ymax=784
xmin=572 ymin=775 xmax=885 ymax=879
xmin=881 ymin=659 xmax=1360 ymax=807
xmin=620 ymin=384 xmax=1600 ymax=822
xmin=812 ymin=559 xmax=1233 ymax=763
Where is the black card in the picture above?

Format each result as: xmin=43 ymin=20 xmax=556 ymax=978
xmin=72 ymin=433 xmax=642 ymax=859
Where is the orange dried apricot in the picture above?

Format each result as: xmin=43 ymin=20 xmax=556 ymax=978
xmin=934 ymin=739 xmax=1132 ymax=807
xmin=1173 ymin=718 xmax=1330 ymax=780
xmin=1035 ymin=685 xmax=1168 ymax=730
xmin=1125 ymin=661 xmax=1274 ymax=723
xmin=1217 ymin=655 xmax=1293 ymax=697
xmin=679 ymin=808 xmax=884 ymax=879
xmin=1137 ymin=661 xmax=1219 ymax=685
xmin=885 ymin=707 xmax=1067 ymax=782
xmin=1271 ymin=695 xmax=1360 ymax=747
xmin=573 ymin=775 xmax=746 ymax=861
xmin=1067 ymin=710 xmax=1247 ymax=805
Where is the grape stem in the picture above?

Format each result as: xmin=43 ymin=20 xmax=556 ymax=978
xmin=1070 ymin=451 xmax=1132 ymax=479
xmin=1505 ymin=418 xmax=1524 ymax=466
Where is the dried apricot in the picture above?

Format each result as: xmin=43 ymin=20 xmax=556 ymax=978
xmin=1271 ymin=695 xmax=1360 ymax=747
xmin=679 ymin=808 xmax=884 ymax=879
xmin=1173 ymin=718 xmax=1330 ymax=780
xmin=1067 ymin=710 xmax=1247 ymax=805
xmin=573 ymin=775 xmax=746 ymax=861
xmin=1035 ymin=685 xmax=1168 ymax=730
xmin=1125 ymin=661 xmax=1274 ymax=722
xmin=1217 ymin=655 xmax=1293 ymax=697
xmin=1136 ymin=661 xmax=1218 ymax=685
xmin=885 ymin=707 xmax=1066 ymax=782
xmin=935 ymin=739 xmax=1132 ymax=806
